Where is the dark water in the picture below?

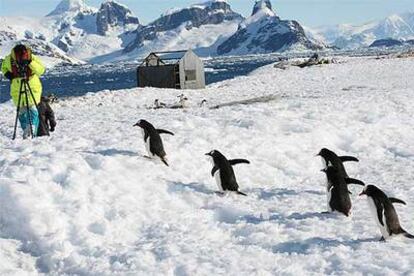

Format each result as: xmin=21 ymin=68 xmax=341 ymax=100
xmin=0 ymin=54 xmax=283 ymax=103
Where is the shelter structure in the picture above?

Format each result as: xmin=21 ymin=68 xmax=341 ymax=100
xmin=137 ymin=49 xmax=205 ymax=89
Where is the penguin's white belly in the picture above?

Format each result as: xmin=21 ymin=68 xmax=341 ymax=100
xmin=214 ymin=170 xmax=224 ymax=191
xmin=141 ymin=129 xmax=154 ymax=158
xmin=367 ymin=198 xmax=389 ymax=239
xmin=145 ymin=138 xmax=154 ymax=157
xmin=327 ymin=186 xmax=333 ymax=212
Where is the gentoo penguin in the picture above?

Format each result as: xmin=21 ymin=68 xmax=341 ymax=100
xmin=205 ymin=150 xmax=250 ymax=196
xmin=133 ymin=119 xmax=174 ymax=166
xmin=321 ymin=166 xmax=365 ymax=216
xmin=360 ymin=185 xmax=414 ymax=241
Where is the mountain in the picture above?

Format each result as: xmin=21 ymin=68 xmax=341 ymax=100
xmin=0 ymin=0 xmax=140 ymax=64
xmin=217 ymin=0 xmax=323 ymax=55
xmin=313 ymin=12 xmax=414 ymax=49
xmin=122 ymin=0 xmax=244 ymax=58
xmin=96 ymin=0 xmax=140 ymax=36
xmin=47 ymin=0 xmax=96 ymax=16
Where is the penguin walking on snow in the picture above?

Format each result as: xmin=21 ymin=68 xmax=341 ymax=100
xmin=360 ymin=185 xmax=414 ymax=241
xmin=317 ymin=148 xmax=359 ymax=178
xmin=205 ymin=150 xmax=250 ymax=196
xmin=321 ymin=166 xmax=365 ymax=216
xmin=317 ymin=148 xmax=360 ymax=200
xmin=133 ymin=119 xmax=174 ymax=166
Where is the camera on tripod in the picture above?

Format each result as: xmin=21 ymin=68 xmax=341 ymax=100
xmin=15 ymin=60 xmax=30 ymax=79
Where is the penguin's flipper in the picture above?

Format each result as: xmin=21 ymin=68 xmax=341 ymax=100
xmin=345 ymin=178 xmax=365 ymax=186
xmin=157 ymin=129 xmax=174 ymax=136
xmin=229 ymin=159 xmax=250 ymax=166
xmin=340 ymin=156 xmax=359 ymax=162
xmin=389 ymin=197 xmax=407 ymax=205
xmin=403 ymin=232 xmax=414 ymax=239
xmin=211 ymin=166 xmax=219 ymax=177
xmin=237 ymin=191 xmax=248 ymax=196
xmin=161 ymin=157 xmax=169 ymax=167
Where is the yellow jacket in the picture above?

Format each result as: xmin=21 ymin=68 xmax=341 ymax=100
xmin=1 ymin=53 xmax=45 ymax=107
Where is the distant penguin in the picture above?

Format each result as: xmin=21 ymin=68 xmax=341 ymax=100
xmin=199 ymin=99 xmax=208 ymax=108
xmin=360 ymin=185 xmax=414 ymax=241
xmin=154 ymin=99 xmax=166 ymax=109
xmin=133 ymin=119 xmax=174 ymax=166
xmin=177 ymin=94 xmax=189 ymax=108
xmin=205 ymin=150 xmax=250 ymax=196
xmin=321 ymin=166 xmax=365 ymax=216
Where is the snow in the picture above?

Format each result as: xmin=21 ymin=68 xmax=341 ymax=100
xmin=1 ymin=56 xmax=414 ymax=274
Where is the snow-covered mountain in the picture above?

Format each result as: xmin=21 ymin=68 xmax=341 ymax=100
xmin=0 ymin=0 xmax=139 ymax=64
xmin=217 ymin=0 xmax=323 ymax=55
xmin=0 ymin=0 xmax=328 ymax=64
xmin=96 ymin=1 xmax=140 ymax=36
xmin=121 ymin=0 xmax=244 ymax=59
xmin=312 ymin=12 xmax=414 ymax=49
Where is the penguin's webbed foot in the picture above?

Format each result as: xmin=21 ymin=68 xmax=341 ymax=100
xmin=379 ymin=236 xmax=386 ymax=242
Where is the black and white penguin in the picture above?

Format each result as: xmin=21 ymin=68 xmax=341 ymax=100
xmin=154 ymin=99 xmax=166 ymax=109
xmin=205 ymin=150 xmax=250 ymax=196
xmin=360 ymin=185 xmax=414 ymax=241
xmin=133 ymin=119 xmax=174 ymax=166
xmin=317 ymin=148 xmax=360 ymax=198
xmin=321 ymin=166 xmax=365 ymax=216
xmin=317 ymin=148 xmax=359 ymax=178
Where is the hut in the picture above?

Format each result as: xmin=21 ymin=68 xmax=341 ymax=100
xmin=137 ymin=49 xmax=205 ymax=89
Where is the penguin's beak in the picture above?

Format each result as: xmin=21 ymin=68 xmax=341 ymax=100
xmin=205 ymin=153 xmax=211 ymax=156
xmin=359 ymin=190 xmax=366 ymax=196
xmin=133 ymin=123 xmax=140 ymax=127
xmin=320 ymin=168 xmax=327 ymax=173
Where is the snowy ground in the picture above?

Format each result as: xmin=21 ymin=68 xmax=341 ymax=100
xmin=1 ymin=56 xmax=414 ymax=275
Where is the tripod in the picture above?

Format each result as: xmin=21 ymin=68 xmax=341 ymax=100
xmin=12 ymin=71 xmax=41 ymax=140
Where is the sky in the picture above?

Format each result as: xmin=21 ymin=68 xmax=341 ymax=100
xmin=0 ymin=0 xmax=413 ymax=27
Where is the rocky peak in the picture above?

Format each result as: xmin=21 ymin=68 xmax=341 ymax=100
xmin=96 ymin=0 xmax=140 ymax=35
xmin=47 ymin=0 xmax=95 ymax=16
xmin=251 ymin=0 xmax=273 ymax=16
xmin=124 ymin=0 xmax=243 ymax=53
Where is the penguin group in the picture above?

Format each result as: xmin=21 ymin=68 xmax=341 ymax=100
xmin=133 ymin=119 xmax=413 ymax=242
xmin=318 ymin=148 xmax=413 ymax=241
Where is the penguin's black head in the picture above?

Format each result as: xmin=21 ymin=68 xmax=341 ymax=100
xmin=317 ymin=148 xmax=332 ymax=158
xmin=205 ymin=150 xmax=217 ymax=157
xmin=133 ymin=119 xmax=150 ymax=128
xmin=359 ymin=185 xmax=378 ymax=197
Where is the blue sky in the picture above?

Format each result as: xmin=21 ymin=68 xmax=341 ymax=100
xmin=0 ymin=0 xmax=413 ymax=27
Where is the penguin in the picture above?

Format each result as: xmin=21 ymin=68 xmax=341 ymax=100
xmin=205 ymin=150 xmax=250 ymax=196
xmin=359 ymin=185 xmax=414 ymax=241
xmin=317 ymin=148 xmax=359 ymax=178
xmin=133 ymin=119 xmax=174 ymax=166
xmin=177 ymin=94 xmax=189 ymax=108
xmin=199 ymin=99 xmax=208 ymax=108
xmin=321 ymin=166 xmax=365 ymax=216
xmin=154 ymin=99 xmax=166 ymax=109
xmin=317 ymin=148 xmax=360 ymax=196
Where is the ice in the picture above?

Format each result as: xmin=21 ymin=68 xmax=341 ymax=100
xmin=1 ymin=55 xmax=414 ymax=274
